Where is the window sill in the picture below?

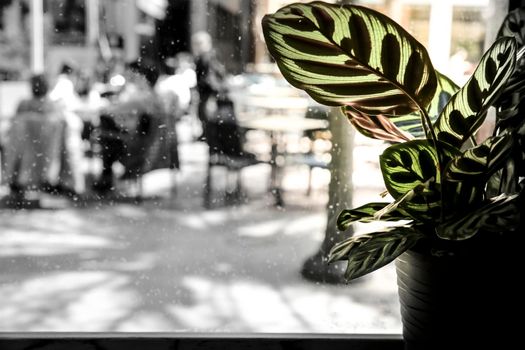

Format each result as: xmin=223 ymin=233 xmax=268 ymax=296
xmin=0 ymin=333 xmax=403 ymax=350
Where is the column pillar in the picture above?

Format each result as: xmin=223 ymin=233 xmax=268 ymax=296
xmin=30 ymin=0 xmax=45 ymax=74
xmin=86 ymin=0 xmax=100 ymax=47
xmin=123 ymin=0 xmax=139 ymax=61
xmin=190 ymin=0 xmax=208 ymax=35
xmin=428 ymin=0 xmax=453 ymax=72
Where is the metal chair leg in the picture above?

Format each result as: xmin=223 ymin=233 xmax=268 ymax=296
xmin=203 ymin=162 xmax=212 ymax=208
xmin=307 ymin=166 xmax=313 ymax=196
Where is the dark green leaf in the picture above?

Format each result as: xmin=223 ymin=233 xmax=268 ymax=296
xmin=440 ymin=178 xmax=485 ymax=221
xmin=386 ymin=112 xmax=425 ymax=138
xmin=337 ymin=202 xmax=412 ymax=231
xmin=380 ymin=140 xmax=459 ymax=198
xmin=262 ymin=2 xmax=437 ymax=116
xmin=433 ymin=37 xmax=517 ymax=149
xmin=497 ymin=7 xmax=525 ymax=47
xmin=380 ymin=140 xmax=460 ymax=220
xmin=392 ymin=71 xmax=460 ymax=139
xmin=487 ymin=160 xmax=518 ymax=197
xmin=328 ymin=226 xmax=423 ymax=281
xmin=445 ymin=134 xmax=514 ymax=182
xmin=495 ymin=73 xmax=525 ymax=129
xmin=436 ymin=194 xmax=519 ymax=240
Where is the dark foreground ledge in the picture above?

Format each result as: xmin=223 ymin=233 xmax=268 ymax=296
xmin=0 ymin=333 xmax=403 ymax=350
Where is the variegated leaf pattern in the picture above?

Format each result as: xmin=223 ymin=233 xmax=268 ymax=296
xmin=328 ymin=226 xmax=423 ymax=281
xmin=428 ymin=71 xmax=460 ymax=121
xmin=495 ymin=86 xmax=525 ymax=130
xmin=380 ymin=140 xmax=439 ymax=198
xmin=436 ymin=194 xmax=519 ymax=240
xmin=495 ymin=8 xmax=525 ymax=131
xmin=337 ymin=202 xmax=412 ymax=231
xmin=445 ymin=134 xmax=513 ymax=182
xmin=261 ymin=1 xmax=437 ymax=116
xmin=486 ymin=160 xmax=519 ymax=198
xmin=497 ymin=7 xmax=525 ymax=46
xmin=497 ymin=47 xmax=525 ymax=102
xmin=387 ymin=112 xmax=423 ymax=138
xmin=343 ymin=106 xmax=413 ymax=143
xmin=380 ymin=140 xmax=460 ymax=220
xmin=441 ymin=180 xmax=484 ymax=220
xmin=388 ymin=72 xmax=459 ymax=139
xmin=433 ymin=37 xmax=517 ymax=149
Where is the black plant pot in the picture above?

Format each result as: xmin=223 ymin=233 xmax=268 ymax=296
xmin=395 ymin=234 xmax=522 ymax=349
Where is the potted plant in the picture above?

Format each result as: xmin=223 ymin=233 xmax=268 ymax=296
xmin=262 ymin=1 xmax=524 ymax=347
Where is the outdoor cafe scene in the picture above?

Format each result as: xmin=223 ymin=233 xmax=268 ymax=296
xmin=0 ymin=0 xmax=502 ymax=334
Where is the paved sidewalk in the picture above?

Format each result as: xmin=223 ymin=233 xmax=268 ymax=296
xmin=0 ymin=124 xmax=401 ymax=334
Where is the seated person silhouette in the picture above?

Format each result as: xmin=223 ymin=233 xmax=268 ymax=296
xmin=2 ymin=74 xmax=71 ymax=200
xmin=94 ymin=59 xmax=174 ymax=195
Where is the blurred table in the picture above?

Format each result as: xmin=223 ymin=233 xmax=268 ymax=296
xmin=242 ymin=96 xmax=310 ymax=110
xmin=234 ymin=94 xmax=310 ymax=118
xmin=239 ymin=115 xmax=328 ymax=132
xmin=239 ymin=115 xmax=329 ymax=206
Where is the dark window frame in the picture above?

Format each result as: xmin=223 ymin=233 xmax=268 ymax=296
xmin=0 ymin=333 xmax=403 ymax=350
xmin=0 ymin=2 xmax=519 ymax=349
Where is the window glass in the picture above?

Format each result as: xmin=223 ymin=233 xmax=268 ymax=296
xmin=450 ymin=6 xmax=487 ymax=83
xmin=0 ymin=0 xmax=503 ymax=335
xmin=402 ymin=5 xmax=431 ymax=47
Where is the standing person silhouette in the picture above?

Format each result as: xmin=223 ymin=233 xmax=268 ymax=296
xmin=191 ymin=31 xmax=226 ymax=141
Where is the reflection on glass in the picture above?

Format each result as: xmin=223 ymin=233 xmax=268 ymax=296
xmin=0 ymin=0 xmax=497 ymax=335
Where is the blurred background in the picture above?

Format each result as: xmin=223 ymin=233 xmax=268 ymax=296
xmin=0 ymin=0 xmax=513 ymax=334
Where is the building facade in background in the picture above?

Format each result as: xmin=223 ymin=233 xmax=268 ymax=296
xmin=0 ymin=0 xmax=503 ymax=83
xmin=0 ymin=0 xmax=259 ymax=80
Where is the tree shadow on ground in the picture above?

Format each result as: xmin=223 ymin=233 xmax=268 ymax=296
xmin=0 ymin=197 xmax=400 ymax=333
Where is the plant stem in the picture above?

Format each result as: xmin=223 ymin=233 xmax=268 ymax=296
xmin=418 ymin=106 xmax=445 ymax=223
xmin=419 ymin=106 xmax=440 ymax=161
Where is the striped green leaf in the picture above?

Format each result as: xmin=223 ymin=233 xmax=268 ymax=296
xmin=497 ymin=7 xmax=525 ymax=46
xmin=441 ymin=180 xmax=484 ymax=220
xmin=495 ymin=86 xmax=525 ymax=130
xmin=387 ymin=72 xmax=459 ymax=139
xmin=495 ymin=9 xmax=525 ymax=131
xmin=343 ymin=106 xmax=413 ymax=143
xmin=380 ymin=140 xmax=460 ymax=198
xmin=433 ymin=37 xmax=517 ymax=149
xmin=337 ymin=202 xmax=412 ymax=231
xmin=494 ymin=46 xmax=525 ymax=126
xmin=328 ymin=226 xmax=423 ymax=281
xmin=436 ymin=194 xmax=519 ymax=240
xmin=486 ymin=156 xmax=519 ymax=198
xmin=381 ymin=140 xmax=438 ymax=198
xmin=445 ymin=134 xmax=514 ymax=182
xmin=428 ymin=71 xmax=460 ymax=121
xmin=387 ymin=112 xmax=424 ymax=138
xmin=380 ymin=140 xmax=460 ymax=220
xmin=261 ymin=2 xmax=437 ymax=116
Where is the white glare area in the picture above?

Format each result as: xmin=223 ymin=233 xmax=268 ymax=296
xmin=109 ymin=74 xmax=126 ymax=87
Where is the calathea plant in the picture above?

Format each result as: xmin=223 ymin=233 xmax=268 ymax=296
xmin=262 ymin=1 xmax=522 ymax=281
xmin=488 ymin=7 xmax=525 ymax=201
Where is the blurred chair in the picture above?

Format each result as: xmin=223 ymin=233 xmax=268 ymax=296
xmin=203 ymin=97 xmax=261 ymax=208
